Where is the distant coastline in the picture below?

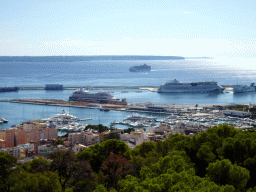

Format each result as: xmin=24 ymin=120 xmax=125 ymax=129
xmin=185 ymin=57 xmax=213 ymax=59
xmin=0 ymin=55 xmax=185 ymax=62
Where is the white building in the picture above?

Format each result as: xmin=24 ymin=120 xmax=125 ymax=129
xmin=0 ymin=147 xmax=20 ymax=158
xmin=148 ymin=123 xmax=172 ymax=134
xmin=68 ymin=131 xmax=99 ymax=148
xmin=72 ymin=143 xmax=87 ymax=153
xmin=120 ymin=129 xmax=150 ymax=146
xmin=17 ymin=143 xmax=34 ymax=152
xmin=37 ymin=145 xmax=50 ymax=155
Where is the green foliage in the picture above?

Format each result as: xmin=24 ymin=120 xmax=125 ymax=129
xmin=0 ymin=152 xmax=17 ymax=192
xmin=55 ymin=139 xmax=65 ymax=145
xmin=23 ymin=157 xmax=50 ymax=173
xmin=93 ymin=184 xmax=108 ymax=192
xmin=77 ymin=139 xmax=129 ymax=172
xmin=4 ymin=124 xmax=256 ymax=191
xmin=100 ymin=154 xmax=132 ymax=190
xmin=140 ymin=152 xmax=194 ymax=180
xmin=50 ymin=150 xmax=77 ymax=192
xmin=155 ymin=140 xmax=169 ymax=157
xmin=207 ymin=124 xmax=240 ymax=139
xmin=206 ymin=159 xmax=250 ymax=190
xmin=69 ymin=161 xmax=96 ymax=192
xmin=122 ymin=128 xmax=135 ymax=134
xmin=9 ymin=171 xmax=62 ymax=192
xmin=137 ymin=142 xmax=156 ymax=158
xmin=119 ymin=170 xmax=235 ymax=192
xmin=85 ymin=124 xmax=109 ymax=133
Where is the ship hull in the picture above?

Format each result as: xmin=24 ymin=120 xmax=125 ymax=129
xmin=157 ymin=89 xmax=223 ymax=93
xmin=233 ymin=87 xmax=255 ymax=93
xmin=129 ymin=68 xmax=151 ymax=72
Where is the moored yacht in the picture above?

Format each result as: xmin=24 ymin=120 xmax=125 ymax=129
xmin=0 ymin=118 xmax=8 ymax=123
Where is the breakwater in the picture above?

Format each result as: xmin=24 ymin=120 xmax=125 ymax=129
xmin=18 ymin=86 xmax=159 ymax=90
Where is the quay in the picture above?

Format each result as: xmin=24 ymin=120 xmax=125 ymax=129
xmin=8 ymin=99 xmax=127 ymax=110
xmin=2 ymin=99 xmax=252 ymax=116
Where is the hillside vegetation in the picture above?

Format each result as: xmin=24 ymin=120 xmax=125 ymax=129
xmin=1 ymin=124 xmax=256 ymax=192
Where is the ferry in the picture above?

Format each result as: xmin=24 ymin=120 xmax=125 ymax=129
xmin=129 ymin=64 xmax=151 ymax=72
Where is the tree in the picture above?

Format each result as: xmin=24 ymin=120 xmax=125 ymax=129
xmin=0 ymin=152 xmax=17 ymax=192
xmin=55 ymin=139 xmax=65 ymax=145
xmin=77 ymin=139 xmax=130 ymax=172
xmin=85 ymin=124 xmax=109 ymax=133
xmin=136 ymin=141 xmax=156 ymax=158
xmin=100 ymin=154 xmax=132 ymax=190
xmin=23 ymin=157 xmax=50 ymax=173
xmin=69 ymin=161 xmax=96 ymax=192
xmin=123 ymin=128 xmax=135 ymax=134
xmin=206 ymin=159 xmax=250 ymax=190
xmin=9 ymin=171 xmax=62 ymax=192
xmin=49 ymin=150 xmax=76 ymax=192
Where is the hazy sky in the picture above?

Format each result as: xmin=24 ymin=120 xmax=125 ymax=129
xmin=1 ymin=0 xmax=255 ymax=57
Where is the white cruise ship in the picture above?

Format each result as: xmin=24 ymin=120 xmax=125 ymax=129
xmin=157 ymin=79 xmax=224 ymax=93
xmin=69 ymin=88 xmax=116 ymax=101
xmin=233 ymin=83 xmax=255 ymax=93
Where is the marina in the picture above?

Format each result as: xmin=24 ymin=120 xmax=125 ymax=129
xmin=1 ymin=87 xmax=256 ymax=132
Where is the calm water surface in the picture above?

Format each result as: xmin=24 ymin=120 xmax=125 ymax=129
xmin=1 ymin=57 xmax=256 ymax=131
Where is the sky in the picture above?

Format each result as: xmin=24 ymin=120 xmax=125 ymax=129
xmin=0 ymin=0 xmax=255 ymax=57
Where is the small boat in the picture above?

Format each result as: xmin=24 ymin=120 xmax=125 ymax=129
xmin=80 ymin=117 xmax=92 ymax=121
xmin=0 ymin=118 xmax=8 ymax=123
xmin=121 ymin=91 xmax=128 ymax=93
xmin=100 ymin=108 xmax=110 ymax=112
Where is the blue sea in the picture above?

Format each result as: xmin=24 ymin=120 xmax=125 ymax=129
xmin=1 ymin=56 xmax=256 ymax=131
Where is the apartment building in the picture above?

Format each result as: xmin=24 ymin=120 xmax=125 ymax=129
xmin=68 ymin=131 xmax=99 ymax=148
xmin=120 ymin=129 xmax=150 ymax=146
xmin=0 ymin=147 xmax=20 ymax=158
xmin=0 ymin=120 xmax=58 ymax=149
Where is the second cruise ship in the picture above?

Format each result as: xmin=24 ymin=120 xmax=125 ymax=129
xmin=157 ymin=79 xmax=224 ymax=93
xmin=69 ymin=88 xmax=127 ymax=105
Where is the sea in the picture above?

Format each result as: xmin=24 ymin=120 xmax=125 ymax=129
xmin=1 ymin=56 xmax=256 ymax=132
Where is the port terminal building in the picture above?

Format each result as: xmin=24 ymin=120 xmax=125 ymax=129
xmin=45 ymin=84 xmax=63 ymax=90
